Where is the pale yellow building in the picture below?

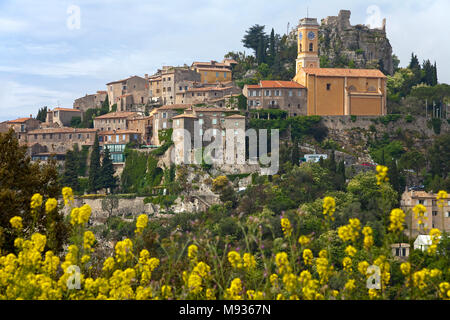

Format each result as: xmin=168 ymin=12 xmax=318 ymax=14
xmin=293 ymin=17 xmax=387 ymax=116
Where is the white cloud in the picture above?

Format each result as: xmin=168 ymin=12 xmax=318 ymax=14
xmin=0 ymin=80 xmax=75 ymax=121
xmin=0 ymin=17 xmax=27 ymax=33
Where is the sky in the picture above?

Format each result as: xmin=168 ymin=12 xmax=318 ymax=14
xmin=0 ymin=0 xmax=449 ymax=121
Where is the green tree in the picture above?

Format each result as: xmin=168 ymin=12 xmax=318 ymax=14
xmin=36 ymin=107 xmax=48 ymax=122
xmin=62 ymin=149 xmax=80 ymax=191
xmin=101 ymin=148 xmax=117 ymax=193
xmin=0 ymin=129 xmax=68 ymax=253
xmin=242 ymin=24 xmax=267 ymax=57
xmin=88 ymin=134 xmax=102 ymax=193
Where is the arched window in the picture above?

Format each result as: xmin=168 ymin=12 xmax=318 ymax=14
xmin=309 ymin=43 xmax=313 ymax=52
xmin=348 ymin=85 xmax=356 ymax=92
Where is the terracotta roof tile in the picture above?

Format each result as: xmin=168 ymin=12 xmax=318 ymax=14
xmin=7 ymin=117 xmax=33 ymax=123
xmin=52 ymin=108 xmax=82 ymax=112
xmin=246 ymin=81 xmax=306 ymax=89
xmin=98 ymin=129 xmax=141 ymax=135
xmin=301 ymin=68 xmax=386 ymax=78
xmin=195 ymin=67 xmax=232 ymax=72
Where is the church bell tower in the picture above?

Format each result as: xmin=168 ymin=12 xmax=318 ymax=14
xmin=296 ymin=17 xmax=320 ymax=73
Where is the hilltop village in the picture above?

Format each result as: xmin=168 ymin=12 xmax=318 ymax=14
xmin=2 ymin=12 xmax=389 ymax=166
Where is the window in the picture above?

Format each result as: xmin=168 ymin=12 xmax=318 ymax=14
xmin=212 ymin=129 xmax=217 ymax=135
xmin=327 ymin=84 xmax=331 ymax=91
xmin=168 ymin=77 xmax=171 ymax=81
xmin=78 ymin=134 xmax=81 ymax=139
xmin=249 ymin=100 xmax=253 ymax=107
xmin=168 ymin=87 xmax=171 ymax=92
xmin=49 ymin=134 xmax=53 ymax=139
xmin=309 ymin=43 xmax=313 ymax=52
xmin=216 ymin=72 xmax=219 ymax=77
xmin=123 ymin=85 xmax=127 ymax=90
xmin=199 ymin=113 xmax=203 ymax=117
xmin=222 ymin=130 xmax=225 ymax=137
xmin=224 ymin=72 xmax=227 ymax=78
xmin=69 ymin=134 xmax=72 ymax=139
xmin=289 ymin=90 xmax=293 ymax=97
xmin=433 ymin=211 xmax=438 ymax=217
xmin=185 ymin=86 xmax=188 ymax=90
xmin=265 ymin=90 xmax=271 ymax=96
xmin=116 ymin=135 xmax=119 ymax=143
xmin=43 ymin=134 xmax=46 ymax=139
xmin=199 ymin=129 xmax=203 ymax=136
xmin=235 ymin=122 xmax=239 ymax=127
xmin=108 ymin=135 xmax=111 ymax=141
xmin=176 ymin=120 xmax=180 ymax=126
xmin=446 ymin=212 xmax=450 ymax=218
xmin=162 ymin=113 xmax=167 ymax=119
xmin=163 ymin=122 xmax=167 ymax=129
xmin=298 ymin=90 xmax=302 ymax=96
xmin=34 ymin=134 xmax=37 ymax=139
xmin=199 ymin=119 xmax=204 ymax=125
xmin=59 ymin=134 xmax=62 ymax=139
xmin=212 ymin=119 xmax=217 ymax=125
xmin=275 ymin=90 xmax=281 ymax=96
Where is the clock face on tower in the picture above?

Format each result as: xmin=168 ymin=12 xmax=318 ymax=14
xmin=307 ymin=31 xmax=316 ymax=40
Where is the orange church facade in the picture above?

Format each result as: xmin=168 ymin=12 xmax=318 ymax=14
xmin=293 ymin=17 xmax=387 ymax=116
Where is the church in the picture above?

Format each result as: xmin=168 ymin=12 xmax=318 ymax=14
xmin=293 ymin=17 xmax=387 ymax=116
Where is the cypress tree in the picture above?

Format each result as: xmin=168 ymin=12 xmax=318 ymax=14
xmin=269 ymin=28 xmax=276 ymax=66
xmin=88 ymin=134 xmax=101 ymax=193
xmin=62 ymin=150 xmax=79 ymax=191
xmin=101 ymin=148 xmax=117 ymax=193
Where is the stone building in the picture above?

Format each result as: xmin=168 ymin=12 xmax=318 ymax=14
xmin=243 ymin=80 xmax=307 ymax=116
xmin=293 ymin=16 xmax=387 ymax=116
xmin=148 ymin=66 xmax=201 ymax=106
xmin=98 ymin=129 xmax=141 ymax=163
xmin=172 ymin=107 xmax=245 ymax=165
xmin=175 ymin=85 xmax=241 ymax=106
xmin=152 ymin=104 xmax=191 ymax=145
xmin=73 ymin=91 xmax=107 ymax=112
xmin=93 ymin=111 xmax=137 ymax=132
xmin=191 ymin=60 xmax=235 ymax=84
xmin=27 ymin=127 xmax=97 ymax=160
xmin=401 ymin=191 xmax=450 ymax=237
xmin=0 ymin=116 xmax=40 ymax=145
xmin=127 ymin=115 xmax=153 ymax=145
xmin=46 ymin=108 xmax=82 ymax=127
xmin=106 ymin=76 xmax=148 ymax=112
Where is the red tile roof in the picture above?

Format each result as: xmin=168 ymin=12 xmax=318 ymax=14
xmin=52 ymin=108 xmax=82 ymax=112
xmin=195 ymin=67 xmax=231 ymax=72
xmin=7 ymin=117 xmax=33 ymax=123
xmin=301 ymin=68 xmax=386 ymax=78
xmin=247 ymin=81 xmax=305 ymax=89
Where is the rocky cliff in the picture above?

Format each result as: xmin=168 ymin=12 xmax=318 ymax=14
xmin=318 ymin=10 xmax=393 ymax=75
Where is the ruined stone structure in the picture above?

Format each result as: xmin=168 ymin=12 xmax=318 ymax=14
xmin=318 ymin=10 xmax=393 ymax=75
xmin=73 ymin=91 xmax=107 ymax=112
xmin=243 ymin=80 xmax=307 ymax=116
